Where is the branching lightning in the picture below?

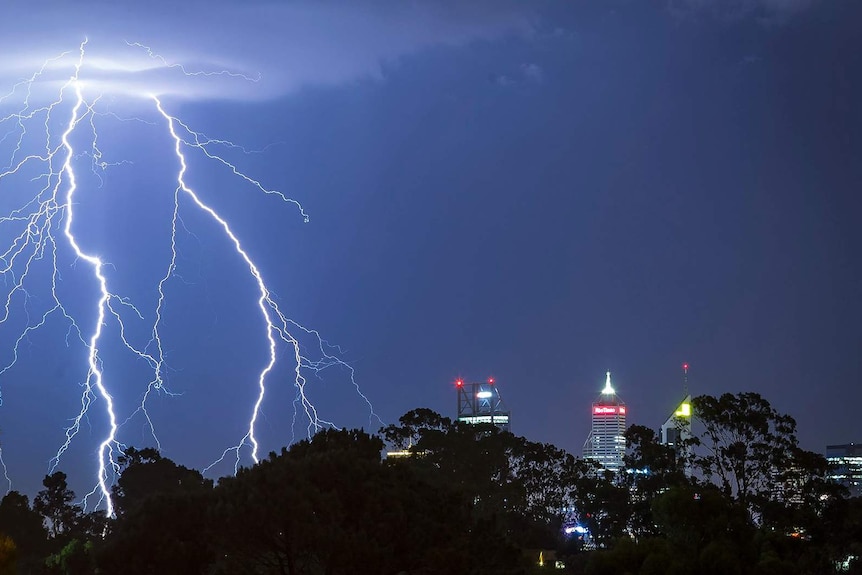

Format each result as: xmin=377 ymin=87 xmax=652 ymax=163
xmin=0 ymin=39 xmax=380 ymax=515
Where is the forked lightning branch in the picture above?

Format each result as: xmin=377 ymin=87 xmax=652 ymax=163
xmin=0 ymin=39 xmax=378 ymax=516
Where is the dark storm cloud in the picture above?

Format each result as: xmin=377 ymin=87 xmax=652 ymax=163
xmin=0 ymin=1 xmax=535 ymax=101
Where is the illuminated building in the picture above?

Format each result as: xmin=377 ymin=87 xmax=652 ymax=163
xmin=770 ymin=465 xmax=805 ymax=506
xmin=660 ymin=395 xmax=692 ymax=472
xmin=827 ymin=443 xmax=862 ymax=498
xmin=456 ymin=377 xmax=510 ymax=431
xmin=583 ymin=371 xmax=626 ymax=472
xmin=660 ymin=364 xmax=692 ymax=474
xmin=659 ymin=394 xmax=691 ymax=449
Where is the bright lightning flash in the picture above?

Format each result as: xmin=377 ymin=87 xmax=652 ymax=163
xmin=0 ymin=39 xmax=380 ymax=516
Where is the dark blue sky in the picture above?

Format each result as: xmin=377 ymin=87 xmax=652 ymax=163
xmin=0 ymin=0 xmax=860 ymax=502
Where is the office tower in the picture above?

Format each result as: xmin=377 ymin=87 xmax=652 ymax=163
xmin=456 ymin=377 xmax=510 ymax=431
xmin=660 ymin=364 xmax=693 ymax=473
xmin=583 ymin=371 xmax=626 ymax=472
xmin=827 ymin=443 xmax=862 ymax=498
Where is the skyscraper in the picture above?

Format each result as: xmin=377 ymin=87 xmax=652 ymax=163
xmin=827 ymin=443 xmax=862 ymax=498
xmin=660 ymin=394 xmax=692 ymax=475
xmin=660 ymin=364 xmax=692 ymax=474
xmin=659 ymin=396 xmax=691 ymax=447
xmin=583 ymin=371 xmax=626 ymax=472
xmin=456 ymin=377 xmax=510 ymax=431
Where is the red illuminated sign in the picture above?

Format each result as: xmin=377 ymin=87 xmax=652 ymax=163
xmin=593 ymin=406 xmax=627 ymax=415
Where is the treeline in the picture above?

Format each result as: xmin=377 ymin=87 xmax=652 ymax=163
xmin=0 ymin=392 xmax=860 ymax=574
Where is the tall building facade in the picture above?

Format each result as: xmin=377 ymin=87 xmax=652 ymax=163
xmin=660 ymin=394 xmax=692 ymax=473
xmin=456 ymin=377 xmax=510 ymax=431
xmin=583 ymin=372 xmax=626 ymax=472
xmin=659 ymin=364 xmax=693 ymax=474
xmin=827 ymin=443 xmax=862 ymax=498
xmin=659 ymin=395 xmax=691 ymax=447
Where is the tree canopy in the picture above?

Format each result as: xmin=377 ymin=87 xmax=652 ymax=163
xmin=2 ymin=393 xmax=859 ymax=575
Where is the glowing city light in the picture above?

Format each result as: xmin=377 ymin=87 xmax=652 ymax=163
xmin=601 ymin=370 xmax=615 ymax=395
xmin=594 ymin=406 xmax=618 ymax=414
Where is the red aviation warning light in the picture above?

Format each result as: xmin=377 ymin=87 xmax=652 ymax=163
xmin=455 ymin=375 xmax=511 ymax=432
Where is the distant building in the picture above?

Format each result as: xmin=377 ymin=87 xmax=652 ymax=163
xmin=660 ymin=394 xmax=692 ymax=472
xmin=385 ymin=448 xmax=419 ymax=459
xmin=827 ymin=443 xmax=862 ymax=498
xmin=583 ymin=372 xmax=626 ymax=472
xmin=456 ymin=377 xmax=510 ymax=431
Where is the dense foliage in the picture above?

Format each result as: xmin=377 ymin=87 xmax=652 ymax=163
xmin=0 ymin=392 xmax=860 ymax=574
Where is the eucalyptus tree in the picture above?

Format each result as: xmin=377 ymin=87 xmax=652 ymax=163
xmin=689 ymin=392 xmax=798 ymax=510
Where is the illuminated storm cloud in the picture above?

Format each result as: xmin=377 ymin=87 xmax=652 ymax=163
xmin=0 ymin=1 xmax=531 ymax=102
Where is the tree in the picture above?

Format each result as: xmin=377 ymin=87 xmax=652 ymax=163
xmin=759 ymin=446 xmax=845 ymax=534
xmin=623 ymin=424 xmax=690 ymax=538
xmin=383 ymin=410 xmax=519 ymax=517
xmin=568 ymin=459 xmax=630 ymax=548
xmin=584 ymin=536 xmax=674 ymax=575
xmin=44 ymin=539 xmax=95 ymax=575
xmin=651 ymin=485 xmax=754 ymax=572
xmin=513 ymin=438 xmax=575 ymax=534
xmin=690 ymin=393 xmax=798 ymax=511
xmin=99 ymin=449 xmax=214 ymax=575
xmin=33 ymin=473 xmax=80 ymax=540
xmin=212 ymin=428 xmax=528 ymax=575
xmin=0 ymin=534 xmax=15 ymax=575
xmin=380 ymin=407 xmax=454 ymax=450
xmin=0 ymin=491 xmax=48 ymax=563
xmin=112 ymin=446 xmax=212 ymax=516
xmin=98 ymin=489 xmax=213 ymax=575
xmin=383 ymin=409 xmax=582 ymax=553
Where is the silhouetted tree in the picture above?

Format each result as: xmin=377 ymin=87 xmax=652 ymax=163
xmin=212 ymin=427 xmax=527 ymax=575
xmin=622 ymin=424 xmax=690 ymax=537
xmin=33 ymin=473 xmax=80 ymax=541
xmin=99 ymin=489 xmax=213 ymax=575
xmin=383 ymin=408 xmax=580 ymax=551
xmin=380 ymin=407 xmax=453 ymax=450
xmin=112 ymin=446 xmax=212 ymax=517
xmin=690 ymin=393 xmax=797 ymax=513
xmin=98 ymin=448 xmax=213 ymax=575
xmin=44 ymin=539 xmax=95 ymax=575
xmin=569 ymin=459 xmax=629 ymax=548
xmin=0 ymin=534 xmax=15 ymax=575
xmin=651 ymin=484 xmax=754 ymax=572
xmin=0 ymin=491 xmax=48 ymax=568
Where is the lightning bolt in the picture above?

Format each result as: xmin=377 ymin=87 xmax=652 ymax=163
xmin=0 ymin=39 xmax=380 ymax=513
xmin=0 ymin=447 xmax=10 ymax=495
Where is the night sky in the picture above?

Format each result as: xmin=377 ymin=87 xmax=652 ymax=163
xmin=0 ymin=0 xmax=860 ymax=504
